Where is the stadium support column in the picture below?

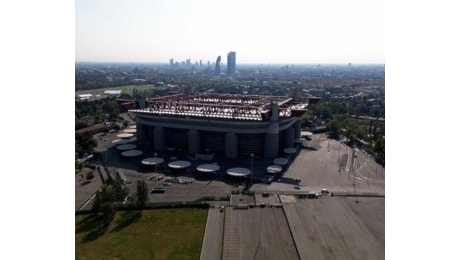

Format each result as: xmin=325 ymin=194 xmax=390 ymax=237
xmin=154 ymin=126 xmax=165 ymax=151
xmin=284 ymin=127 xmax=294 ymax=148
xmin=188 ymin=129 xmax=200 ymax=155
xmin=136 ymin=122 xmax=148 ymax=144
xmin=225 ymin=133 xmax=238 ymax=159
xmin=294 ymin=119 xmax=301 ymax=139
xmin=265 ymin=103 xmax=279 ymax=158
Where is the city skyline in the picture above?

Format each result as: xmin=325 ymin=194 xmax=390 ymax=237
xmin=227 ymin=52 xmax=236 ymax=74
xmin=76 ymin=0 xmax=384 ymax=64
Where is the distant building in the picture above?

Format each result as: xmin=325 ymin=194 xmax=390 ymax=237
xmin=215 ymin=56 xmax=221 ymax=75
xmin=169 ymin=58 xmax=174 ymax=69
xmin=104 ymin=90 xmax=122 ymax=96
xmin=75 ymin=124 xmax=107 ymax=136
xmin=78 ymin=94 xmax=93 ymax=100
xmin=227 ymin=51 xmax=236 ymax=75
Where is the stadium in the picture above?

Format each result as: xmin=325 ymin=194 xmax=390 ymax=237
xmin=129 ymin=93 xmax=312 ymax=159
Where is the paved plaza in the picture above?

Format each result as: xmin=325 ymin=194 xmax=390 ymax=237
xmin=75 ymin=115 xmax=385 ymax=259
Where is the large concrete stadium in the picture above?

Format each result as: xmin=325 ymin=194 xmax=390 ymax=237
xmin=130 ymin=93 xmax=312 ymax=158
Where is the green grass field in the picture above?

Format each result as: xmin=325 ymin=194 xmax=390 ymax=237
xmin=75 ymin=85 xmax=166 ymax=96
xmin=75 ymin=208 xmax=208 ymax=260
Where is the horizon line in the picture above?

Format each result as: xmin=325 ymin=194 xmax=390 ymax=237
xmin=75 ymin=61 xmax=385 ymax=65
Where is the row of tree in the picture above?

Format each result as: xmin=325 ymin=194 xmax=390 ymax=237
xmin=300 ymin=100 xmax=385 ymax=161
xmin=327 ymin=115 xmax=385 ymax=160
xmin=75 ymin=133 xmax=97 ymax=158
xmin=75 ymin=97 xmax=121 ymax=129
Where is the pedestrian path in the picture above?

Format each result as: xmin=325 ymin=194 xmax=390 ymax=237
xmin=222 ymin=208 xmax=242 ymax=260
xmin=200 ymin=208 xmax=224 ymax=260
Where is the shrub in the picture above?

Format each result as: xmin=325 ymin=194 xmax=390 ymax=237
xmin=86 ymin=171 xmax=95 ymax=180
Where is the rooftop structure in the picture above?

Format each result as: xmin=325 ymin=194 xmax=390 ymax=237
xmin=129 ymin=93 xmax=308 ymax=121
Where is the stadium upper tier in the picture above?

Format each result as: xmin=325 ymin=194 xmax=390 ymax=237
xmin=128 ymin=93 xmax=309 ymax=121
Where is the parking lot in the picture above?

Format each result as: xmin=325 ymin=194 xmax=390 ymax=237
xmin=253 ymin=134 xmax=385 ymax=196
xmin=284 ymin=195 xmax=384 ymax=260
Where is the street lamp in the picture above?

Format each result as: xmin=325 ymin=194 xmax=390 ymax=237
xmin=154 ymin=153 xmax=158 ymax=173
xmin=250 ymin=153 xmax=254 ymax=184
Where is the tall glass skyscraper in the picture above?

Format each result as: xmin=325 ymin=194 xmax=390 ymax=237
xmin=227 ymin=51 xmax=236 ymax=75
xmin=215 ymin=56 xmax=221 ymax=75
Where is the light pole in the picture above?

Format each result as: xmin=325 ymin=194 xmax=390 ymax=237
xmin=154 ymin=153 xmax=158 ymax=173
xmin=250 ymin=153 xmax=254 ymax=185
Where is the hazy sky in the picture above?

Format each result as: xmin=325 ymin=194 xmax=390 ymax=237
xmin=76 ymin=0 xmax=384 ymax=64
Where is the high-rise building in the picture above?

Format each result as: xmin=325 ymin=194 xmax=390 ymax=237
xmin=227 ymin=51 xmax=236 ymax=75
xmin=215 ymin=56 xmax=221 ymax=75
xmin=169 ymin=58 xmax=174 ymax=69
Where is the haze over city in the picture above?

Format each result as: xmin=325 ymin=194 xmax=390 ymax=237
xmin=76 ymin=0 xmax=384 ymax=64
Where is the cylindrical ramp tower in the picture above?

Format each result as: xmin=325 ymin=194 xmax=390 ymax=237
xmin=136 ymin=123 xmax=148 ymax=144
xmin=294 ymin=119 xmax=301 ymax=139
xmin=154 ymin=126 xmax=165 ymax=151
xmin=265 ymin=133 xmax=279 ymax=158
xmin=225 ymin=133 xmax=238 ymax=159
xmin=284 ymin=127 xmax=294 ymax=148
xmin=265 ymin=122 xmax=279 ymax=158
xmin=188 ymin=129 xmax=200 ymax=155
xmin=265 ymin=103 xmax=280 ymax=158
xmin=136 ymin=97 xmax=146 ymax=109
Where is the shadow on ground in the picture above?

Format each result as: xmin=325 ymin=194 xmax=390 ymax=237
xmin=76 ymin=214 xmax=103 ymax=233
xmin=80 ymin=226 xmax=108 ymax=243
xmin=111 ymin=211 xmax=142 ymax=233
xmin=301 ymin=146 xmax=318 ymax=151
xmin=76 ymin=214 xmax=109 ymax=243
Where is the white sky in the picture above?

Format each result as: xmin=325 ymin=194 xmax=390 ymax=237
xmin=76 ymin=0 xmax=384 ymax=63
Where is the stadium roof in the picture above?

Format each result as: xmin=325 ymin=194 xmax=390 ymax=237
xmin=129 ymin=93 xmax=309 ymax=121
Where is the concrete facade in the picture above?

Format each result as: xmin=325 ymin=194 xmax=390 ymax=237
xmin=130 ymin=94 xmax=308 ymax=158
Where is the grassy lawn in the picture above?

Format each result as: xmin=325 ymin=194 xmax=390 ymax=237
xmin=75 ymin=208 xmax=208 ymax=260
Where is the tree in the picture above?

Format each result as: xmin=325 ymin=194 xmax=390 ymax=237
xmin=300 ymin=113 xmax=311 ymax=125
xmin=119 ymin=93 xmax=132 ymax=99
xmin=75 ymin=133 xmax=98 ymax=156
xmin=113 ymin=175 xmax=129 ymax=201
xmin=327 ymin=118 xmax=342 ymax=137
xmin=100 ymin=202 xmax=115 ymax=227
xmin=92 ymin=185 xmax=115 ymax=213
xmin=136 ymin=180 xmax=149 ymax=210
xmin=374 ymin=138 xmax=385 ymax=159
xmin=76 ymin=160 xmax=83 ymax=172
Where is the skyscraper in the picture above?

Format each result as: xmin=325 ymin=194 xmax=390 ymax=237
xmin=215 ymin=56 xmax=221 ymax=75
xmin=227 ymin=51 xmax=236 ymax=75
